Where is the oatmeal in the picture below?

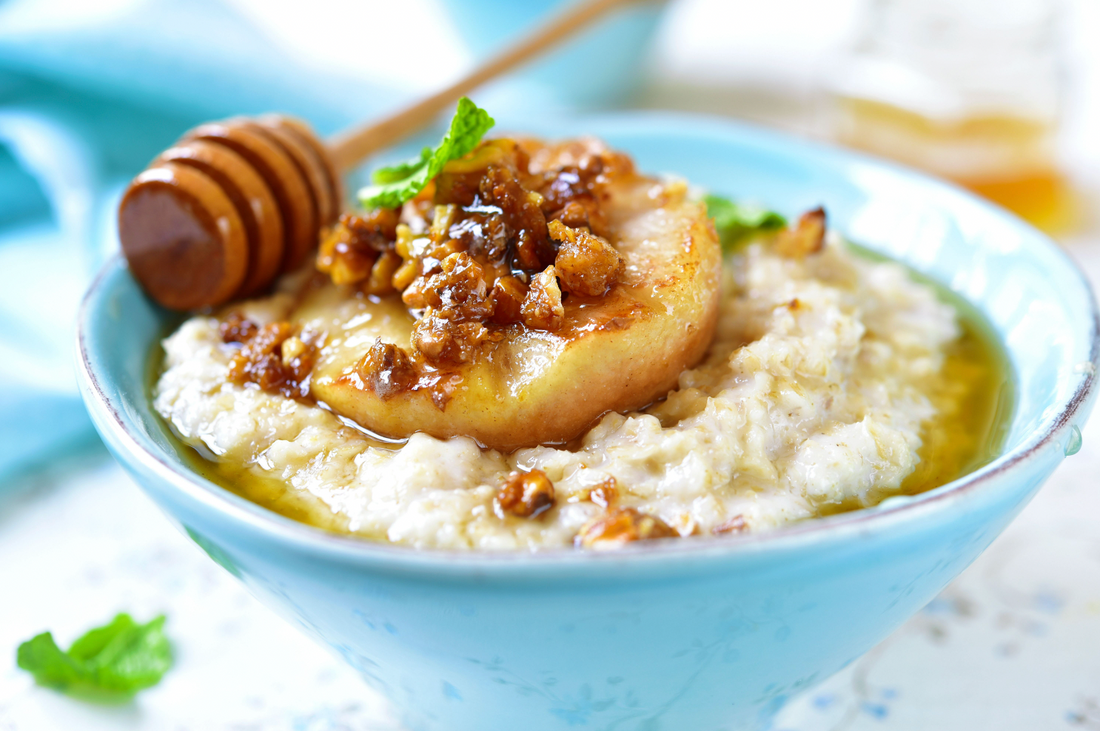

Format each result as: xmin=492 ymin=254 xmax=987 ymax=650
xmin=154 ymin=158 xmax=1003 ymax=551
xmin=150 ymin=126 xmax=1012 ymax=551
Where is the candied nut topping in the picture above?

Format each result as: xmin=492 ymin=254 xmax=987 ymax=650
xmin=775 ymin=207 xmax=826 ymax=259
xmin=521 ymin=266 xmax=565 ymax=331
xmin=226 ymin=320 xmax=316 ymax=399
xmin=712 ymin=514 xmax=748 ymax=535
xmin=355 ymin=339 xmax=418 ymax=399
xmin=412 ymin=317 xmax=491 ymax=367
xmin=575 ymin=507 xmax=678 ymax=550
xmin=476 ymin=164 xmax=554 ymax=271
xmin=416 ymin=252 xmax=495 ymax=323
xmin=531 ymin=145 xmax=635 ymax=238
xmin=318 ymin=208 xmax=400 ymax=286
xmin=361 ymin=250 xmax=402 ymax=296
xmin=565 ymin=477 xmax=619 ymax=507
xmin=313 ymin=137 xmax=636 ymax=394
xmin=580 ymin=476 xmax=618 ymax=508
xmin=550 ymin=200 xmax=591 ymax=230
xmin=219 ymin=312 xmax=258 ymax=343
xmin=548 ymin=219 xmax=623 ymax=297
xmin=280 ymin=336 xmax=306 ymax=366
xmin=496 ymin=469 xmax=556 ymax=519
xmin=489 ymin=275 xmax=527 ymax=325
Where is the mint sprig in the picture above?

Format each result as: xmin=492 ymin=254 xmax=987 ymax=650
xmin=17 ymin=614 xmax=172 ymax=696
xmin=704 ymin=194 xmax=787 ymax=252
xmin=359 ymin=97 xmax=495 ymax=209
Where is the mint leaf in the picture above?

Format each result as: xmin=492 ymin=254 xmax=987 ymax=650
xmin=704 ymin=194 xmax=787 ymax=252
xmin=16 ymin=634 xmax=85 ymax=688
xmin=359 ymin=97 xmax=495 ymax=209
xmin=370 ymin=147 xmax=433 ymax=185
xmin=17 ymin=614 xmax=172 ymax=696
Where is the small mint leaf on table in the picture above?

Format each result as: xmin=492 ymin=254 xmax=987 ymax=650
xmin=17 ymin=613 xmax=172 ymax=697
xmin=359 ymin=96 xmax=496 ymax=209
xmin=704 ymin=194 xmax=787 ymax=252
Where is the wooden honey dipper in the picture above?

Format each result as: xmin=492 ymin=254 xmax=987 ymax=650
xmin=118 ymin=0 xmax=653 ymax=311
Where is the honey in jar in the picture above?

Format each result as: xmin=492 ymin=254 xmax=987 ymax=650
xmin=832 ymin=0 xmax=1076 ymax=234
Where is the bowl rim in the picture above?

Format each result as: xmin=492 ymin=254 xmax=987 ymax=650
xmin=78 ymin=110 xmax=1100 ymax=571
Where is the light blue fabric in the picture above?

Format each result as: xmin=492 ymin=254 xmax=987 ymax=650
xmin=0 ymin=0 xmax=414 ymax=479
xmin=0 ymin=106 xmax=111 ymax=479
xmin=0 ymin=0 xmax=658 ymax=480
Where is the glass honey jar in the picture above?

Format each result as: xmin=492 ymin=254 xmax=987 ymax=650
xmin=833 ymin=0 xmax=1076 ymax=234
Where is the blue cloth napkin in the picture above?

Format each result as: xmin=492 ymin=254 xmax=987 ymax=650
xmin=0 ymin=0 xmax=660 ymax=481
xmin=0 ymin=0 xmax=404 ymax=480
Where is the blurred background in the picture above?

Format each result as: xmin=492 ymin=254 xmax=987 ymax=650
xmin=2 ymin=0 xmax=1100 ymax=728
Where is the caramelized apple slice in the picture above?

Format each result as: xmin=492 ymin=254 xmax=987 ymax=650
xmin=296 ymin=158 xmax=721 ymax=451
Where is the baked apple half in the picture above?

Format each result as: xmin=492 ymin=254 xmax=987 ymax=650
xmin=292 ymin=137 xmax=721 ymax=450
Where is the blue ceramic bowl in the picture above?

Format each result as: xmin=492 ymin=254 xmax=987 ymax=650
xmin=77 ymin=114 xmax=1098 ymax=731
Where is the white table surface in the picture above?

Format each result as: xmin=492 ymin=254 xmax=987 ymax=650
xmin=2 ymin=228 xmax=1099 ymax=731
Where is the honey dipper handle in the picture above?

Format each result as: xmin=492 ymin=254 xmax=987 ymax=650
xmin=326 ymin=0 xmax=653 ymax=171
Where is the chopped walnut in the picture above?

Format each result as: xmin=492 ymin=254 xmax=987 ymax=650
xmin=393 ymin=261 xmax=420 ymax=293
xmin=219 ymin=312 xmax=257 ymax=343
xmin=477 ymin=165 xmax=554 ymax=271
xmin=411 ymin=317 xmax=490 ymax=366
xmin=430 ymin=204 xmax=458 ymax=240
xmin=567 ymin=477 xmax=618 ymax=507
xmin=402 ymin=252 xmax=497 ymax=367
xmin=361 ymin=250 xmax=402 ymax=296
xmin=588 ymin=477 xmax=617 ymax=508
xmin=400 ymin=276 xmax=428 ymax=309
xmin=413 ymin=252 xmax=493 ymax=322
xmin=775 ymin=207 xmax=826 ymax=259
xmin=548 ymin=200 xmax=591 ymax=229
xmin=280 ymin=336 xmax=306 ymax=366
xmin=355 ymin=339 xmax=418 ymax=399
xmin=318 ymin=209 xmax=399 ymax=285
xmin=548 ymin=219 xmax=623 ymax=297
xmin=314 ymin=138 xmax=637 ymax=367
xmin=227 ymin=321 xmax=315 ymax=399
xmin=495 ymin=469 xmax=556 ymax=519
xmin=530 ymin=147 xmax=633 ymax=237
xmin=712 ymin=515 xmax=748 ymax=535
xmin=521 ymin=266 xmax=565 ymax=331
xmin=489 ymin=275 xmax=527 ymax=325
xmin=576 ymin=508 xmax=678 ymax=550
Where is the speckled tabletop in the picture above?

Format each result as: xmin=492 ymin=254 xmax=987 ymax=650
xmin=2 ymin=227 xmax=1099 ymax=731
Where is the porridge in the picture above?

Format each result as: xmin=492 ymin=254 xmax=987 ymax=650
xmin=153 ymin=115 xmax=1010 ymax=550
